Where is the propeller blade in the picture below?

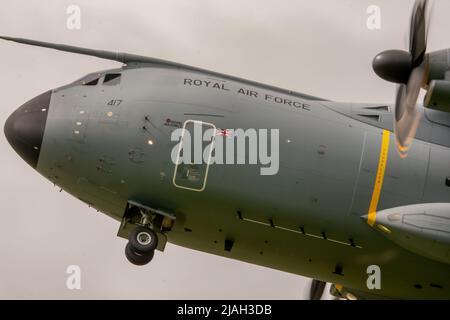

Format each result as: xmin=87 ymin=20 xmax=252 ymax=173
xmin=390 ymin=0 xmax=431 ymax=157
xmin=309 ymin=279 xmax=326 ymax=300
xmin=394 ymin=58 xmax=428 ymax=156
xmin=409 ymin=0 xmax=428 ymax=65
xmin=372 ymin=1 xmax=434 ymax=157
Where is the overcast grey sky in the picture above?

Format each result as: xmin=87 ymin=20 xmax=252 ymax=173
xmin=1 ymin=0 xmax=450 ymax=299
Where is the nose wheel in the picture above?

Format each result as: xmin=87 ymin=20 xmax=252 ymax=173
xmin=125 ymin=226 xmax=158 ymax=266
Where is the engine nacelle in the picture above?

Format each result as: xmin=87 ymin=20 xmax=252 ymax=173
xmin=367 ymin=203 xmax=450 ymax=265
xmin=424 ymin=80 xmax=450 ymax=112
xmin=428 ymin=49 xmax=450 ymax=80
xmin=423 ymin=49 xmax=450 ymax=111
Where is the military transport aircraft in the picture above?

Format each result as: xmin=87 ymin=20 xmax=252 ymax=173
xmin=2 ymin=0 xmax=450 ymax=299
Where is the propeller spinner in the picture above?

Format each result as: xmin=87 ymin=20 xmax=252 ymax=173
xmin=372 ymin=0 xmax=430 ymax=157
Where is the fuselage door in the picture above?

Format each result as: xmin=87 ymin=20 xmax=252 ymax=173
xmin=172 ymin=120 xmax=216 ymax=192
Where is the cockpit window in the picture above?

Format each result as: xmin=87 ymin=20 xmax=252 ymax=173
xmin=84 ymin=78 xmax=99 ymax=86
xmin=104 ymin=73 xmax=121 ymax=86
xmin=75 ymin=73 xmax=102 ymax=86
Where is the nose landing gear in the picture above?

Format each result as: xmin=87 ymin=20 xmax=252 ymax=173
xmin=125 ymin=226 xmax=158 ymax=265
xmin=129 ymin=226 xmax=158 ymax=254
xmin=125 ymin=242 xmax=154 ymax=266
xmin=119 ymin=201 xmax=175 ymax=266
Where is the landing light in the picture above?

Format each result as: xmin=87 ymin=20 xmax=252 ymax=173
xmin=377 ymin=224 xmax=392 ymax=234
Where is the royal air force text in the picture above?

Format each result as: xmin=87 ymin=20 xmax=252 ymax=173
xmin=184 ymin=78 xmax=310 ymax=111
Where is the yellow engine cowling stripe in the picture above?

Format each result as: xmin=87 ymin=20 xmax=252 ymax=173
xmin=367 ymin=130 xmax=390 ymax=227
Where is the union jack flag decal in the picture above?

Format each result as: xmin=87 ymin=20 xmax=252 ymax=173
xmin=216 ymin=129 xmax=233 ymax=137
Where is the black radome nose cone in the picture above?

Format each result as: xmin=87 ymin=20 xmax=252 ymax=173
xmin=4 ymin=91 xmax=51 ymax=169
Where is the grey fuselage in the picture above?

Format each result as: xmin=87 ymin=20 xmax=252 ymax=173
xmin=26 ymin=63 xmax=450 ymax=299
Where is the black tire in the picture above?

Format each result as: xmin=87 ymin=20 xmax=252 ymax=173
xmin=125 ymin=242 xmax=154 ymax=266
xmin=129 ymin=226 xmax=158 ymax=254
xmin=310 ymin=280 xmax=326 ymax=300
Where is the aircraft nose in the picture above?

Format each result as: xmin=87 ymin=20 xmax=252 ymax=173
xmin=4 ymin=90 xmax=51 ymax=169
